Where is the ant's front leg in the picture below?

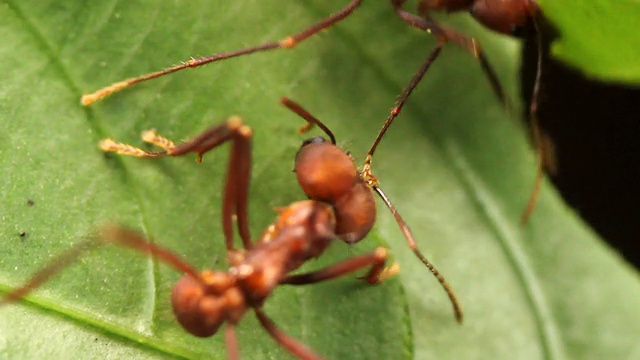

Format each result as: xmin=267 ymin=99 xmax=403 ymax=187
xmin=81 ymin=0 xmax=365 ymax=106
xmin=100 ymin=117 xmax=255 ymax=253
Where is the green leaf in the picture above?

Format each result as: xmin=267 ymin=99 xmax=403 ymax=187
xmin=1 ymin=1 xmax=638 ymax=359
xmin=537 ymin=0 xmax=640 ymax=83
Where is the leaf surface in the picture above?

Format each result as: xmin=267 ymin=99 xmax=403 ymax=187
xmin=0 ymin=1 xmax=638 ymax=359
xmin=538 ymin=0 xmax=640 ymax=83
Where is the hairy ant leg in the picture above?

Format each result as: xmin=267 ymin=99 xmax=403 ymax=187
xmin=0 ymin=226 xmax=201 ymax=306
xmin=253 ymin=308 xmax=319 ymax=360
xmin=81 ymin=0 xmax=365 ymax=105
xmin=391 ymin=0 xmax=509 ymax=109
xmin=101 ymin=118 xmax=254 ymax=252
xmin=519 ymin=11 xmax=553 ymax=224
xmin=83 ymin=0 xmax=510 ymax=114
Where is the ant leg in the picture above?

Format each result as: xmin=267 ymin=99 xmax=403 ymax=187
xmin=100 ymin=117 xmax=254 ymax=252
xmin=254 ymin=309 xmax=323 ymax=360
xmin=225 ymin=324 xmax=240 ymax=360
xmin=99 ymin=128 xmax=178 ymax=157
xmin=140 ymin=129 xmax=176 ymax=151
xmin=520 ymin=119 xmax=545 ymax=224
xmin=81 ymin=0 xmax=364 ymax=105
xmin=0 ymin=238 xmax=98 ymax=304
xmin=281 ymin=247 xmax=398 ymax=285
xmin=0 ymin=225 xmax=200 ymax=305
xmin=390 ymin=0 xmax=509 ymax=110
xmin=520 ymin=15 xmax=554 ymax=224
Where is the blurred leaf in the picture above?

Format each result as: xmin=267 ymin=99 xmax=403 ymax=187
xmin=0 ymin=1 xmax=638 ymax=359
xmin=538 ymin=0 xmax=640 ymax=83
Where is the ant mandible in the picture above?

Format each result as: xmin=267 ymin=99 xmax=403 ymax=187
xmin=3 ymin=80 xmax=462 ymax=358
xmin=80 ymin=0 xmax=547 ymax=222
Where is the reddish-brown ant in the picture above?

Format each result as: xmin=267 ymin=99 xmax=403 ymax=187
xmin=2 ymin=74 xmax=462 ymax=357
xmin=80 ymin=1 xmax=548 ymax=222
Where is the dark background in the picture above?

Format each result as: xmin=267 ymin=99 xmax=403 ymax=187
xmin=520 ymin=19 xmax=640 ymax=268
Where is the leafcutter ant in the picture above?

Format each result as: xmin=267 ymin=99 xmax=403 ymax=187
xmin=3 ymin=70 xmax=462 ymax=358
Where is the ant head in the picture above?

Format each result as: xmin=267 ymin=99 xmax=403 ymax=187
xmin=470 ymin=0 xmax=537 ymax=36
xmin=295 ymin=139 xmax=377 ymax=244
xmin=171 ymin=271 xmax=246 ymax=337
xmin=295 ymin=137 xmax=358 ymax=203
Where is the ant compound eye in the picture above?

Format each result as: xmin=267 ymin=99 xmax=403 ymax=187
xmin=302 ymin=136 xmax=326 ymax=147
xmin=295 ymin=141 xmax=358 ymax=202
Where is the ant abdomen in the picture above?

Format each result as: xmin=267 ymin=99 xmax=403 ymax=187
xmin=171 ymin=271 xmax=246 ymax=337
xmin=295 ymin=138 xmax=376 ymax=244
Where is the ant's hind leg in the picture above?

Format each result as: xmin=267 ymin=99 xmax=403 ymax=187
xmin=0 ymin=225 xmax=201 ymax=305
xmin=224 ymin=324 xmax=241 ymax=360
xmin=254 ymin=309 xmax=323 ymax=360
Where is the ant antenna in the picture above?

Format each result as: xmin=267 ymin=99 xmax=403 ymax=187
xmin=366 ymin=44 xmax=443 ymax=161
xmin=281 ymin=97 xmax=337 ymax=144
xmin=353 ymin=42 xmax=463 ymax=322
xmin=373 ymin=186 xmax=463 ymax=323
